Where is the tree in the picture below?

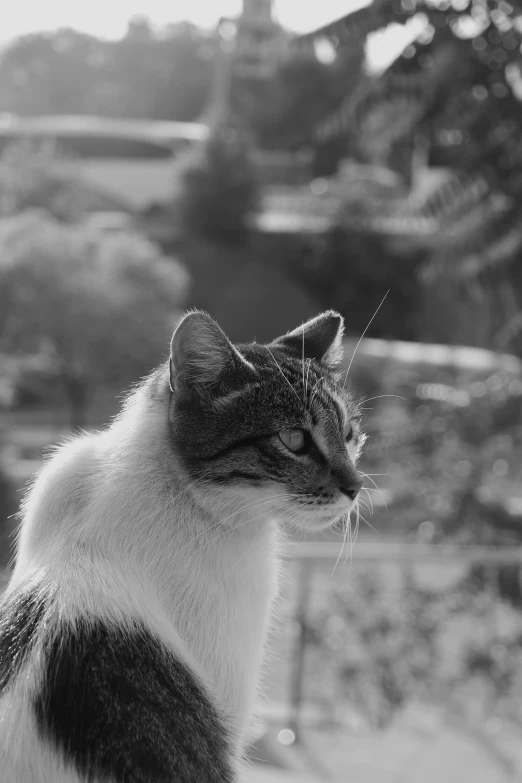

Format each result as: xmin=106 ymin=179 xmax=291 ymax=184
xmin=279 ymin=224 xmax=423 ymax=341
xmin=298 ymin=0 xmax=522 ymax=352
xmin=176 ymin=128 xmax=260 ymax=243
xmin=0 ymin=29 xmax=104 ymax=115
xmin=0 ymin=139 xmax=134 ymax=220
xmin=0 ymin=139 xmax=83 ymax=221
xmin=0 ymin=23 xmax=213 ymax=121
xmin=0 ymin=211 xmax=189 ymax=428
xmin=351 ymin=336 xmax=522 ymax=605
xmin=241 ymin=56 xmax=351 ymax=150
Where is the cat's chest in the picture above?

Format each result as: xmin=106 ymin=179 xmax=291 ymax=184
xmin=173 ymin=525 xmax=280 ymax=735
xmin=184 ymin=532 xmax=278 ymax=654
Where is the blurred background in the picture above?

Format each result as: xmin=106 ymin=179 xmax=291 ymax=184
xmin=1 ymin=0 xmax=522 ymax=780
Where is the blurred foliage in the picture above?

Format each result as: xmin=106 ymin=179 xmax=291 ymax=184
xmin=0 ymin=211 xmax=189 ymax=427
xmin=281 ymin=225 xmax=424 ymax=341
xmin=237 ymin=50 xmax=362 ymax=159
xmin=306 ymin=0 xmax=522 ymax=354
xmin=0 ymin=18 xmax=363 ymax=167
xmin=0 ymin=20 xmax=213 ymax=121
xmin=0 ymin=139 xmax=86 ymax=222
xmin=349 ymin=345 xmax=522 ymax=572
xmin=303 ymin=563 xmax=522 ymax=731
xmin=315 ymin=0 xmax=522 ymax=189
xmin=244 ymin=57 xmax=339 ymax=149
xmin=176 ymin=128 xmax=260 ymax=244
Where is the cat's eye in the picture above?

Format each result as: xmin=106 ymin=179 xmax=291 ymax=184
xmin=279 ymin=429 xmax=307 ymax=453
xmin=345 ymin=424 xmax=354 ymax=443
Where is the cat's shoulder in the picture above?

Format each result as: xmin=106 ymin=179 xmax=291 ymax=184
xmin=0 ymin=586 xmax=235 ymax=783
xmin=14 ymin=430 xmax=106 ymax=576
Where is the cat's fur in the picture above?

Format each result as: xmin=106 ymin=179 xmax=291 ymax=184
xmin=0 ymin=310 xmax=364 ymax=782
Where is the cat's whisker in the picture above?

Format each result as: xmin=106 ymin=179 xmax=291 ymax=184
xmin=166 ymin=469 xmax=216 ymax=506
xmin=309 ymin=374 xmax=325 ymax=397
xmin=212 ymin=495 xmax=306 ymax=531
xmin=361 ymin=487 xmax=374 ymax=514
xmin=224 ymin=503 xmax=306 ymax=580
xmin=223 ymin=525 xmax=272 ymax=580
xmin=361 ymin=394 xmax=407 ymax=403
xmin=197 ymin=492 xmax=313 ymax=551
xmin=359 ymin=471 xmax=386 ymax=496
xmin=343 ymin=290 xmax=389 ymax=388
xmin=265 ymin=346 xmax=301 ymax=405
xmin=275 ymin=504 xmax=305 ymax=530
xmin=184 ymin=502 xmax=293 ymax=566
xmin=358 ymin=510 xmax=379 ymax=534
xmin=305 ymin=358 xmax=312 ymax=409
xmin=308 ymin=374 xmax=326 ymax=412
xmin=176 ymin=494 xmax=303 ymax=555
xmin=224 ymin=511 xmax=297 ymax=579
xmin=277 ymin=505 xmax=315 ymax=535
xmin=361 ymin=486 xmax=388 ymax=511
xmin=302 ymin=330 xmax=306 ymax=410
xmin=363 ymin=486 xmax=387 ymax=496
xmin=346 ymin=502 xmax=360 ymax=563
xmin=331 ymin=513 xmax=349 ymax=576
xmin=230 ymin=502 xmax=310 ymax=578
xmin=214 ymin=493 xmax=302 ymax=526
xmin=344 ymin=513 xmax=353 ymax=565
xmin=363 ymin=488 xmax=387 ymax=511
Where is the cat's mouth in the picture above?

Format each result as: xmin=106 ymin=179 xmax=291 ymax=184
xmin=285 ymin=496 xmax=357 ymax=532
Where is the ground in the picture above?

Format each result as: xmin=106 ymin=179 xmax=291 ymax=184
xmin=247 ymin=701 xmax=522 ymax=781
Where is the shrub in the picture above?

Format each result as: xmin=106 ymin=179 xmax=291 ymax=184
xmin=176 ymin=128 xmax=259 ymax=243
xmin=0 ymin=211 xmax=190 ymax=428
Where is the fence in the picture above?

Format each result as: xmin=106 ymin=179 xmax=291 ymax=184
xmin=279 ymin=542 xmax=522 ymax=747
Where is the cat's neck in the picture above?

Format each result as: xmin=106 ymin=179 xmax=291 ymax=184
xmin=158 ymin=497 xmax=280 ymax=738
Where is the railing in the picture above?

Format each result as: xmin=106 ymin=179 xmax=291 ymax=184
xmin=287 ymin=541 xmax=522 ymax=564
xmin=281 ymin=542 xmax=522 ymax=746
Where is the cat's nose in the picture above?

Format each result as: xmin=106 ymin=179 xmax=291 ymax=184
xmin=339 ymin=476 xmax=363 ymax=501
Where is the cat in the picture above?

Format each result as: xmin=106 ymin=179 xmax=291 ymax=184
xmin=0 ymin=309 xmax=364 ymax=783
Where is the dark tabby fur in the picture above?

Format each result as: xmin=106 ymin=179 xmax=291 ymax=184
xmin=170 ymin=335 xmax=363 ymax=500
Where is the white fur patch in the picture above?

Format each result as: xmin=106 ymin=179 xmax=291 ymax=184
xmin=3 ymin=379 xmax=282 ymax=778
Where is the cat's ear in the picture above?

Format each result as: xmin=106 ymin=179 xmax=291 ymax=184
xmin=170 ymin=311 xmax=255 ymax=396
xmin=271 ymin=311 xmax=344 ymax=369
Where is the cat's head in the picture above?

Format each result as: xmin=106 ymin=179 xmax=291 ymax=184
xmin=167 ymin=311 xmax=364 ymax=531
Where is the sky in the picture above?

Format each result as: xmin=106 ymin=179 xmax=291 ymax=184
xmin=2 ymin=0 xmax=370 ymax=40
xmin=2 ymin=0 xmax=417 ymax=72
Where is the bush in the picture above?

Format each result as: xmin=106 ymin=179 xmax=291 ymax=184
xmin=280 ymin=225 xmax=424 ymax=342
xmin=302 ymin=565 xmax=522 ymax=730
xmin=0 ymin=211 xmax=189 ymax=427
xmin=177 ymin=128 xmax=259 ymax=243
xmin=0 ymin=140 xmax=80 ymax=221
